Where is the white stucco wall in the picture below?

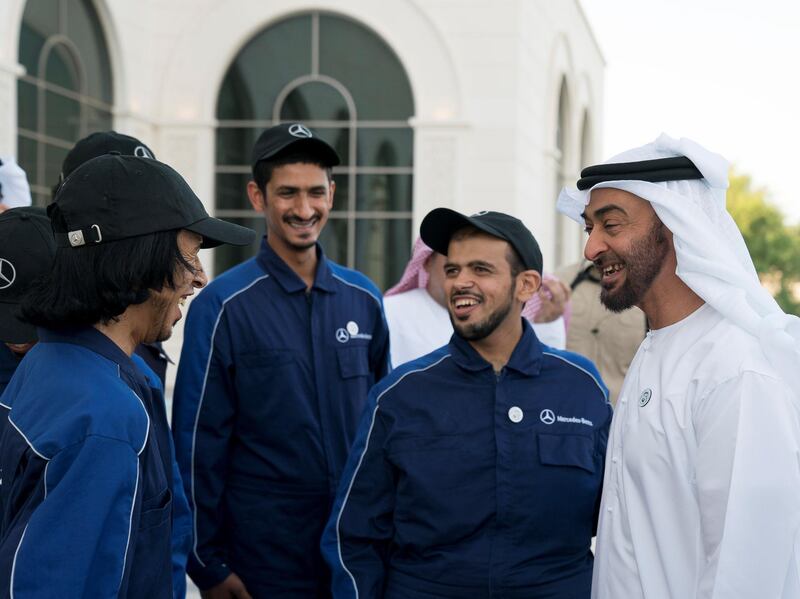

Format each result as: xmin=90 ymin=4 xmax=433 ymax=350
xmin=0 ymin=0 xmax=603 ymax=396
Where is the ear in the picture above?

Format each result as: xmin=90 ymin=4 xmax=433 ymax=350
xmin=327 ymin=179 xmax=336 ymax=209
xmin=515 ymin=270 xmax=542 ymax=304
xmin=246 ymin=181 xmax=266 ymax=212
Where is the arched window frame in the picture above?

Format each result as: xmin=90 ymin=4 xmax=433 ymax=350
xmin=214 ymin=11 xmax=415 ymax=289
xmin=17 ymin=0 xmax=114 ymax=204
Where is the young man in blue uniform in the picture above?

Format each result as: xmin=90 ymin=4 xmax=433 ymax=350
xmin=0 ymin=154 xmax=254 ymax=598
xmin=324 ymin=209 xmax=612 ymax=598
xmin=173 ymin=123 xmax=391 ymax=598
xmin=0 ymin=207 xmax=55 ymax=395
xmin=54 ymin=130 xmax=172 ymax=386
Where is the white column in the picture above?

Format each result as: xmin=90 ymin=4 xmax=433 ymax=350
xmin=0 ymin=60 xmax=23 ymax=156
xmin=409 ymin=118 xmax=469 ymax=239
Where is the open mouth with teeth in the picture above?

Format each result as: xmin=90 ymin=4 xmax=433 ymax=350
xmin=451 ymin=295 xmax=482 ymax=319
xmin=285 ymin=216 xmax=320 ymax=230
xmin=599 ymin=262 xmax=625 ymax=287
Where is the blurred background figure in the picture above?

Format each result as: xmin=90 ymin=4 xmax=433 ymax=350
xmin=557 ymin=259 xmax=646 ymax=405
xmin=0 ymin=158 xmax=32 ymax=213
xmin=0 ymin=207 xmax=55 ymax=395
xmin=385 ymin=237 xmax=571 ymax=368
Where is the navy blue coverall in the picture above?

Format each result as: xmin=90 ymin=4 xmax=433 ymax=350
xmin=172 ymin=240 xmax=390 ymax=597
xmin=0 ymin=328 xmax=184 ymax=598
xmin=323 ymin=322 xmax=612 ymax=598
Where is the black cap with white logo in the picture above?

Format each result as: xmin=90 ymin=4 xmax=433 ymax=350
xmin=0 ymin=207 xmax=56 ymax=343
xmin=51 ymin=153 xmax=256 ymax=249
xmin=61 ymin=130 xmax=156 ymax=182
xmin=250 ymin=122 xmax=340 ymax=172
xmin=420 ymin=208 xmax=543 ymax=274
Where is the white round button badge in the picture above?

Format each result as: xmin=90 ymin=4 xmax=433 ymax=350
xmin=508 ymin=406 xmax=523 ymax=423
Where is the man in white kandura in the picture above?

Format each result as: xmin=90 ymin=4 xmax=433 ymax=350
xmin=557 ymin=134 xmax=800 ymax=599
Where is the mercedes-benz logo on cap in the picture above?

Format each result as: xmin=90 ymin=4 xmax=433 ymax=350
xmin=134 ymin=145 xmax=153 ymax=159
xmin=0 ymin=258 xmax=16 ymax=290
xmin=539 ymin=409 xmax=555 ymax=425
xmin=289 ymin=124 xmax=313 ymax=139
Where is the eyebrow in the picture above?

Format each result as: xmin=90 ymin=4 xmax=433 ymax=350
xmin=582 ymin=203 xmax=628 ymax=220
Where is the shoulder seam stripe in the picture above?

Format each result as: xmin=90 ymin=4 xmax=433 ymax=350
xmin=129 ymin=391 xmax=151 ymax=456
xmin=542 ymin=351 xmax=608 ymax=401
xmin=334 ymin=353 xmax=452 ymax=597
xmin=189 ymin=273 xmax=270 ymax=567
xmin=331 ymin=273 xmax=382 ymax=307
xmin=7 ymin=415 xmax=50 ymax=461
xmin=9 ymin=524 xmax=28 ymax=599
xmin=118 ymin=460 xmax=140 ymax=595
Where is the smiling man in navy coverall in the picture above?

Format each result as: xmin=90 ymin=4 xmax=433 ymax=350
xmin=0 ymin=154 xmax=254 ymax=598
xmin=172 ymin=123 xmax=391 ymax=598
xmin=323 ymin=209 xmax=612 ymax=598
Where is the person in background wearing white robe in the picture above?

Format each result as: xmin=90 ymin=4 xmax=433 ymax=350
xmin=557 ymin=134 xmax=800 ymax=599
xmin=384 ymin=237 xmax=570 ymax=367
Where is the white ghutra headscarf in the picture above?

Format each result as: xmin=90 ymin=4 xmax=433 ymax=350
xmin=557 ymin=133 xmax=800 ymax=402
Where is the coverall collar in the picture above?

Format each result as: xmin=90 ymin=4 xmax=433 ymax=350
xmin=256 ymin=237 xmax=336 ymax=294
xmin=37 ymin=326 xmax=147 ymax=387
xmin=448 ymin=318 xmax=543 ymax=377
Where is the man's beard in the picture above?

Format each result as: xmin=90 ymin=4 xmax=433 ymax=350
xmin=600 ymin=219 xmax=669 ymax=312
xmin=148 ymin=292 xmax=176 ymax=343
xmin=450 ymin=283 xmax=516 ymax=342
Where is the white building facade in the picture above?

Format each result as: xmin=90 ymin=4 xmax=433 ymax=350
xmin=0 ymin=0 xmax=603 ymax=283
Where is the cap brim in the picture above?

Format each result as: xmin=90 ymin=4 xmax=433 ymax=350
xmin=0 ymin=302 xmax=36 ymax=344
xmin=185 ymin=217 xmax=257 ymax=248
xmin=420 ymin=208 xmax=508 ymax=256
xmin=255 ymin=138 xmax=341 ymax=168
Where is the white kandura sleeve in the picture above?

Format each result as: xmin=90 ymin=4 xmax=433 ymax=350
xmin=531 ymin=316 xmax=566 ymax=350
xmin=694 ymin=371 xmax=800 ymax=599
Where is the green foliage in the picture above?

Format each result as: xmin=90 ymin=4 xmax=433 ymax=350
xmin=727 ymin=169 xmax=800 ymax=315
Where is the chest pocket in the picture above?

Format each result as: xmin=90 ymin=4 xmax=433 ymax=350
xmin=538 ymin=433 xmax=596 ymax=474
xmin=337 ymin=345 xmax=369 ymax=379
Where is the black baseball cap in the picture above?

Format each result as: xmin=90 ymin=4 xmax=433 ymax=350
xmin=420 ymin=208 xmax=543 ymax=273
xmin=251 ymin=123 xmax=340 ymax=172
xmin=61 ymin=130 xmax=156 ymax=182
xmin=51 ymin=154 xmax=256 ymax=249
xmin=0 ymin=207 xmax=56 ymax=343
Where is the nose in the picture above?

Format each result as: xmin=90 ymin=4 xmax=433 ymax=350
xmin=192 ymin=261 xmax=208 ymax=289
xmin=584 ymin=228 xmax=608 ymax=263
xmin=450 ymin=270 xmax=476 ymax=292
xmin=293 ymin=193 xmax=315 ymax=220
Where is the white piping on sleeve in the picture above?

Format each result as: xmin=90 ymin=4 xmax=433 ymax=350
xmin=189 ymin=274 xmax=270 ymax=567
xmin=331 ymin=273 xmax=382 ymax=307
xmin=129 ymin=392 xmax=151 ymax=456
xmin=117 ymin=459 xmax=140 ymax=596
xmin=7 ymin=417 xmax=51 ymax=461
xmin=335 ymin=354 xmax=452 ymax=597
xmin=9 ymin=524 xmax=28 ymax=599
xmin=542 ymin=351 xmax=608 ymax=401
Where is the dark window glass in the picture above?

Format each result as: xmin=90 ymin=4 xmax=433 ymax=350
xmin=44 ymin=90 xmax=81 ymax=141
xmin=355 ymin=218 xmax=412 ymax=290
xmin=357 ymin=128 xmax=413 ymax=167
xmin=318 ymin=14 xmax=413 ymax=121
xmin=319 ymin=218 xmax=348 ymax=266
xmin=216 ymin=15 xmax=312 ymax=121
xmin=356 ymin=174 xmax=412 ymax=212
xmin=17 ymin=80 xmax=37 ymax=132
xmin=214 ymin=217 xmax=266 ymax=276
xmin=280 ymin=82 xmax=349 ymax=122
xmin=17 ymin=0 xmax=114 ymax=207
